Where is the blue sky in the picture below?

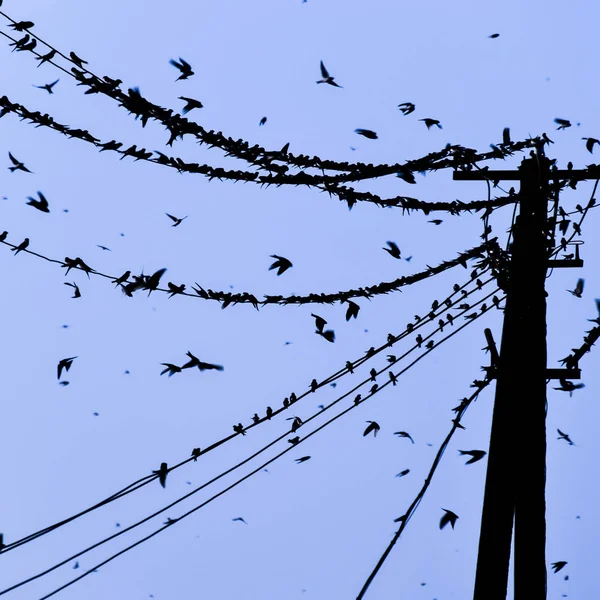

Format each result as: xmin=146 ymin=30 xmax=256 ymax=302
xmin=1 ymin=0 xmax=598 ymax=598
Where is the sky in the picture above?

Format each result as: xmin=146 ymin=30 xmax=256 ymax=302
xmin=1 ymin=0 xmax=599 ymax=599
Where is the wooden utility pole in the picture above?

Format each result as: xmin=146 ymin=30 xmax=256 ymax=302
xmin=454 ymin=150 xmax=587 ymax=600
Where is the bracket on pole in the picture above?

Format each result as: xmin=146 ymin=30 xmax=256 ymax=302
xmin=548 ymin=244 xmax=584 ymax=268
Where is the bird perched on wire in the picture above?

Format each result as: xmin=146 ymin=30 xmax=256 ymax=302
xmin=567 ymin=278 xmax=584 ymax=298
xmin=439 ymin=508 xmax=459 ymax=530
xmin=152 ymin=463 xmax=169 ymax=488
xmin=57 ymin=356 xmax=77 ymax=379
xmin=170 ymin=57 xmax=194 ymax=80
xmin=181 ymin=351 xmax=224 ymax=371
xmin=13 ymin=238 xmax=30 ymax=255
xmin=26 ymin=191 xmax=50 ymax=213
xmin=179 ymin=96 xmax=203 ymax=114
xmin=69 ymin=51 xmax=88 ymax=68
xmin=33 ymin=79 xmax=59 ymax=94
xmin=420 ymin=118 xmax=442 ymax=130
xmin=311 ymin=313 xmax=335 ymax=342
xmin=398 ymin=102 xmax=415 ymax=115
xmin=382 ymin=241 xmax=401 ymax=259
xmin=165 ymin=213 xmax=187 ymax=227
xmin=8 ymin=152 xmax=32 ymax=173
xmin=354 ymin=128 xmax=378 ymax=139
xmin=363 ymin=421 xmax=381 ymax=437
xmin=316 ymin=60 xmax=342 ymax=87
xmin=269 ymin=254 xmax=293 ymax=275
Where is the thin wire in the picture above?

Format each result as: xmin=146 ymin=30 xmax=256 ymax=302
xmin=21 ymin=297 xmax=500 ymax=600
xmin=0 ymin=275 xmax=496 ymax=559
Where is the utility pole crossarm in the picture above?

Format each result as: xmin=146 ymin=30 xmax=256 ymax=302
xmin=453 ymin=167 xmax=600 ymax=181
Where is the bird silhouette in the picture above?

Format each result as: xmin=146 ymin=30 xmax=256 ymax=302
xmin=181 ymin=352 xmax=224 ymax=371
xmin=259 ymin=116 xmax=267 ymax=126
xmin=439 ymin=509 xmax=459 ymax=530
xmin=557 ymin=429 xmax=574 ymax=445
xmin=345 ymin=300 xmax=360 ymax=321
xmin=232 ymin=517 xmax=247 ymax=524
xmin=383 ymin=241 xmax=401 ymax=259
xmin=179 ymin=96 xmax=203 ymax=114
xmin=112 ymin=271 xmax=131 ymax=287
xmin=363 ymin=421 xmax=380 ymax=437
xmin=36 ymin=49 xmax=56 ymax=67
xmin=153 ymin=462 xmax=169 ymax=488
xmin=191 ymin=448 xmax=201 ymax=461
xmin=316 ymin=61 xmax=342 ymax=87
xmin=551 ymin=561 xmax=568 ymax=573
xmin=9 ymin=20 xmax=35 ymax=32
xmin=266 ymin=406 xmax=273 ymax=419
xmin=354 ymin=129 xmax=378 ymax=139
xmin=0 ymin=231 xmax=7 ymax=243
xmin=311 ymin=313 xmax=335 ymax=342
xmin=165 ymin=213 xmax=187 ymax=227
xmin=295 ymin=456 xmax=311 ymax=464
xmin=33 ymin=79 xmax=59 ymax=94
xmin=26 ymin=191 xmax=50 ymax=213
xmin=458 ymin=450 xmax=486 ymax=464
xmin=398 ymin=102 xmax=415 ymax=115
xmin=170 ymin=57 xmax=194 ymax=80
xmin=57 ymin=356 xmax=77 ymax=379
xmin=394 ymin=431 xmax=414 ymax=443
xmin=489 ymin=33 xmax=500 ymax=38
xmin=428 ymin=219 xmax=443 ymax=225
xmin=567 ymin=278 xmax=584 ymax=298
xmin=69 ymin=52 xmax=88 ymax=67
xmin=420 ymin=118 xmax=442 ymax=129
xmin=160 ymin=363 xmax=182 ymax=377
xmin=389 ymin=372 xmax=398 ymax=386
xmin=144 ymin=268 xmax=167 ymax=295
xmin=233 ymin=423 xmax=245 ymax=435
xmin=554 ymin=118 xmax=571 ymax=130
xmin=163 ymin=517 xmax=177 ymax=526
xmin=269 ymin=255 xmax=293 ymax=275
xmin=96 ymin=245 xmax=111 ymax=251
xmin=64 ymin=282 xmax=81 ymax=298
xmin=583 ymin=137 xmax=599 ymax=154
xmin=8 ymin=152 xmax=32 ymax=173
xmin=395 ymin=469 xmax=410 ymax=478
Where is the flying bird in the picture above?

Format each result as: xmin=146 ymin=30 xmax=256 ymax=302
xmin=395 ymin=469 xmax=410 ymax=478
xmin=295 ymin=456 xmax=311 ymax=464
xmin=554 ymin=118 xmax=571 ymax=130
xmin=311 ymin=313 xmax=335 ymax=342
xmin=33 ymin=79 xmax=59 ymax=94
xmin=440 ymin=509 xmax=459 ymax=530
xmin=160 ymin=363 xmax=182 ymax=377
xmin=567 ymin=278 xmax=584 ymax=298
xmin=170 ymin=57 xmax=194 ymax=80
xmin=394 ymin=431 xmax=414 ymax=443
xmin=232 ymin=517 xmax=247 ymax=524
xmin=428 ymin=219 xmax=443 ymax=225
xmin=64 ymin=282 xmax=81 ymax=298
xmin=363 ymin=421 xmax=380 ymax=437
xmin=269 ymin=254 xmax=293 ymax=275
xmin=354 ymin=129 xmax=378 ymax=139
xmin=398 ymin=102 xmax=415 ymax=115
xmin=420 ymin=118 xmax=442 ymax=129
xmin=153 ymin=462 xmax=169 ymax=488
xmin=458 ymin=450 xmax=487 ymax=464
xmin=26 ymin=191 xmax=50 ymax=213
xmin=259 ymin=116 xmax=267 ymax=126
xmin=181 ymin=351 xmax=224 ymax=371
xmin=489 ymin=33 xmax=500 ymax=38
xmin=165 ymin=213 xmax=187 ymax=227
xmin=551 ymin=561 xmax=568 ymax=573
xmin=383 ymin=241 xmax=401 ymax=259
xmin=345 ymin=301 xmax=360 ymax=321
xmin=57 ymin=356 xmax=77 ymax=379
xmin=8 ymin=152 xmax=32 ymax=173
xmin=557 ymin=428 xmax=574 ymax=445
xmin=144 ymin=268 xmax=167 ymax=295
xmin=583 ymin=137 xmax=600 ymax=154
xmin=179 ymin=96 xmax=203 ymax=114
xmin=316 ymin=61 xmax=342 ymax=87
